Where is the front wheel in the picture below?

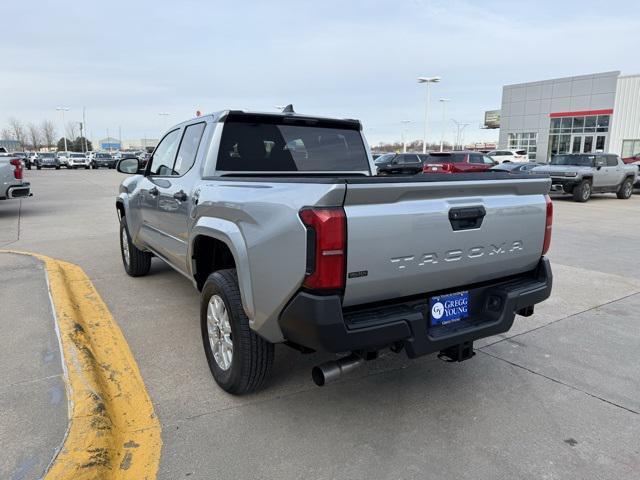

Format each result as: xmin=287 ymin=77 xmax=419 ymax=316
xmin=572 ymin=180 xmax=591 ymax=202
xmin=37 ymin=166 xmax=41 ymax=170
xmin=119 ymin=216 xmax=152 ymax=276
xmin=201 ymin=269 xmax=274 ymax=394
xmin=616 ymin=178 xmax=633 ymax=199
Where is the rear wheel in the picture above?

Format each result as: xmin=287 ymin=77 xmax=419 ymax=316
xmin=572 ymin=180 xmax=591 ymax=202
xmin=55 ymin=166 xmax=60 ymax=170
xmin=37 ymin=166 xmax=41 ymax=170
xmin=616 ymin=178 xmax=633 ymax=199
xmin=119 ymin=216 xmax=152 ymax=276
xmin=201 ymin=269 xmax=274 ymax=394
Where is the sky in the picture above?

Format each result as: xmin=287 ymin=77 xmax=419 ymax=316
xmin=2 ymin=0 xmax=640 ymax=147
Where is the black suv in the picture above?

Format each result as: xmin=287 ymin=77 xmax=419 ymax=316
xmin=375 ymin=152 xmax=428 ymax=175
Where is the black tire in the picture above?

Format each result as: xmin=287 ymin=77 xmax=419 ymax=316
xmin=119 ymin=216 xmax=152 ymax=277
xmin=201 ymin=269 xmax=274 ymax=394
xmin=572 ymin=179 xmax=591 ymax=202
xmin=85 ymin=166 xmax=90 ymax=169
xmin=37 ymin=166 xmax=41 ymax=170
xmin=616 ymin=178 xmax=633 ymax=199
xmin=55 ymin=166 xmax=60 ymax=170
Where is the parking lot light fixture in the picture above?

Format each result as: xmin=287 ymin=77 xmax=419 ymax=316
xmin=417 ymin=76 xmax=441 ymax=154
xmin=439 ymin=99 xmax=451 ymax=152
xmin=56 ymin=106 xmax=69 ymax=152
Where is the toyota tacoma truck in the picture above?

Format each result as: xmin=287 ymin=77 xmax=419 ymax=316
xmin=115 ymin=108 xmax=553 ymax=394
xmin=0 ymin=150 xmax=31 ymax=200
xmin=533 ymin=153 xmax=636 ymax=202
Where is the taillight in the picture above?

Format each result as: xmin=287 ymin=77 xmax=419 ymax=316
xmin=299 ymin=207 xmax=346 ymax=291
xmin=441 ymin=163 xmax=454 ymax=173
xmin=542 ymin=194 xmax=553 ymax=255
xmin=10 ymin=159 xmax=23 ymax=180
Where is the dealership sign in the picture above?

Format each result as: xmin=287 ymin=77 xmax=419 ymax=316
xmin=484 ymin=110 xmax=501 ymax=129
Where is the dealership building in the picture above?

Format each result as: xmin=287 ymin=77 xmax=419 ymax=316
xmin=498 ymin=71 xmax=640 ymax=162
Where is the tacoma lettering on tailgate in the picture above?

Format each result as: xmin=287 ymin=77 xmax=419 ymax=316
xmin=390 ymin=241 xmax=524 ymax=270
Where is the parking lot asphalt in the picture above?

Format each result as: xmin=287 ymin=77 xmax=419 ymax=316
xmin=1 ymin=169 xmax=639 ymax=479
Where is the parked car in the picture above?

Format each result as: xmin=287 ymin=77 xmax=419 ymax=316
xmin=138 ymin=152 xmax=152 ymax=169
xmin=36 ymin=152 xmax=60 ymax=169
xmin=92 ymin=153 xmax=116 ymax=169
xmin=68 ymin=152 xmax=91 ymax=169
xmin=56 ymin=151 xmax=71 ymax=168
xmin=422 ymin=151 xmax=496 ymax=174
xmin=115 ymin=109 xmax=553 ymax=394
xmin=487 ymin=149 xmax=529 ymax=163
xmin=0 ymin=152 xmax=31 ymax=199
xmin=491 ymin=162 xmax=543 ymax=173
xmin=629 ymin=160 xmax=640 ymax=187
xmin=10 ymin=152 xmax=30 ymax=169
xmin=532 ymin=153 xmax=637 ymax=202
xmin=375 ymin=152 xmax=427 ymax=175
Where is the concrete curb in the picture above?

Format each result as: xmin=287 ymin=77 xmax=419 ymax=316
xmin=2 ymin=251 xmax=162 ymax=479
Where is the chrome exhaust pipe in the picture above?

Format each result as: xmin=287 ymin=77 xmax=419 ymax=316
xmin=312 ymin=353 xmax=365 ymax=386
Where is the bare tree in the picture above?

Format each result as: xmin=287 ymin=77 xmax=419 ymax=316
xmin=27 ymin=123 xmax=41 ymax=150
xmin=40 ymin=120 xmax=56 ymax=148
xmin=66 ymin=121 xmax=79 ymax=141
xmin=8 ymin=117 xmax=26 ymax=148
xmin=1 ymin=127 xmax=13 ymax=140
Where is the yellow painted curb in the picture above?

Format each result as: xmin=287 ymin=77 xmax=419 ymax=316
xmin=1 ymin=251 xmax=162 ymax=479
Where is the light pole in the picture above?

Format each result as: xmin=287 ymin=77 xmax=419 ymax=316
xmin=439 ymin=99 xmax=450 ymax=152
xmin=158 ymin=112 xmax=170 ymax=131
xmin=417 ymin=76 xmax=441 ymax=153
xmin=400 ymin=120 xmax=412 ymax=153
xmin=56 ymin=107 xmax=69 ymax=151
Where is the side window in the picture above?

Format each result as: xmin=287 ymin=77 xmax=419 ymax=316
xmin=483 ymin=155 xmax=496 ymax=164
xmin=594 ymin=157 xmax=606 ymax=168
xmin=398 ymin=154 xmax=419 ymax=164
xmin=149 ymin=129 xmax=181 ymax=176
xmin=174 ymin=123 xmax=206 ymax=176
xmin=605 ymin=155 xmax=618 ymax=167
xmin=469 ymin=154 xmax=483 ymax=164
xmin=418 ymin=154 xmax=430 ymax=162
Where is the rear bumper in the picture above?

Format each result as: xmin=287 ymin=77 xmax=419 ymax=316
xmin=278 ymin=257 xmax=552 ymax=356
xmin=4 ymin=183 xmax=31 ymax=199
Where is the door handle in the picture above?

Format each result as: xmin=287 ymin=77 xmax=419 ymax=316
xmin=173 ymin=190 xmax=187 ymax=201
xmin=149 ymin=187 xmax=159 ymax=196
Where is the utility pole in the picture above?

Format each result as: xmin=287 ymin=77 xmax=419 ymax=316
xmin=82 ymin=107 xmax=88 ymax=152
xmin=118 ymin=125 xmax=122 ymax=150
xmin=451 ymin=120 xmax=470 ymax=150
xmin=56 ymin=107 xmax=69 ymax=151
xmin=400 ymin=120 xmax=412 ymax=153
xmin=439 ymin=99 xmax=451 ymax=152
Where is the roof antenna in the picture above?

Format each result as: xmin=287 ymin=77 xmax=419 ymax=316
xmin=282 ymin=104 xmax=295 ymax=113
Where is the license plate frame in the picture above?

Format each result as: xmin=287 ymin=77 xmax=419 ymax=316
xmin=429 ymin=290 xmax=470 ymax=327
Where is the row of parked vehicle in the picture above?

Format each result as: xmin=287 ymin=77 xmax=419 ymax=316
xmin=9 ymin=150 xmax=151 ymax=171
xmin=373 ymin=151 xmax=639 ymax=202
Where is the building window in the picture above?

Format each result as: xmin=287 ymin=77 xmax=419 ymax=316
xmin=550 ymin=115 xmax=610 ymax=134
xmin=621 ymin=139 xmax=640 ymax=159
xmin=508 ymin=132 xmax=537 ymax=159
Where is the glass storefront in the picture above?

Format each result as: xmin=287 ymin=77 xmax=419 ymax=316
xmin=548 ymin=114 xmax=609 ymax=157
xmin=508 ymin=132 xmax=537 ymax=159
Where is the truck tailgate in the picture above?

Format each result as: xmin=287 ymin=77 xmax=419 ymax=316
xmin=342 ymin=176 xmax=551 ymax=307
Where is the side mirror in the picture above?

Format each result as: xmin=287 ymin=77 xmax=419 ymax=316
xmin=596 ymin=165 xmax=602 ymax=170
xmin=117 ymin=158 xmax=140 ymax=174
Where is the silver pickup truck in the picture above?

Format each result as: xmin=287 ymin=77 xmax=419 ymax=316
xmin=533 ymin=153 xmax=637 ymax=202
xmin=116 ymin=109 xmax=553 ymax=394
xmin=0 ymin=148 xmax=31 ymax=200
